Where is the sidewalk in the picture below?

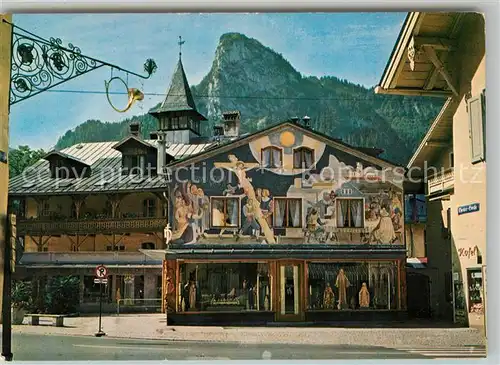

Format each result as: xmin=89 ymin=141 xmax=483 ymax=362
xmin=12 ymin=314 xmax=486 ymax=349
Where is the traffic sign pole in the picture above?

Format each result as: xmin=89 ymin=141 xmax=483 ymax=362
xmin=94 ymin=265 xmax=107 ymax=337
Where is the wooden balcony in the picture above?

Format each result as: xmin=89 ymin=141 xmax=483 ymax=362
xmin=17 ymin=217 xmax=168 ymax=236
xmin=427 ymin=168 xmax=454 ymax=196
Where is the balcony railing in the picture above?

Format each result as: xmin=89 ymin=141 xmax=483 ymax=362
xmin=427 ymin=168 xmax=454 ymax=196
xmin=17 ymin=217 xmax=168 ymax=235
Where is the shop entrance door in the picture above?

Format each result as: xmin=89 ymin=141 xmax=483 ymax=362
xmin=276 ymin=261 xmax=304 ymax=322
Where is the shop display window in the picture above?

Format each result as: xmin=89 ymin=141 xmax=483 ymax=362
xmin=307 ymin=261 xmax=398 ymax=310
xmin=466 ymin=268 xmax=484 ymax=315
xmin=178 ymin=262 xmax=271 ymax=312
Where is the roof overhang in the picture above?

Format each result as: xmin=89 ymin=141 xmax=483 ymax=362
xmin=375 ymin=12 xmax=467 ymax=98
xmin=142 ymin=245 xmax=407 ymax=261
xmin=407 ymin=97 xmax=457 ymax=171
xmin=112 ymin=135 xmax=156 ymax=151
xmin=43 ymin=150 xmax=90 ymax=167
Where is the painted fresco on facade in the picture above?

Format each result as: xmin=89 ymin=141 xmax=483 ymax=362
xmin=169 ymin=126 xmax=403 ymax=246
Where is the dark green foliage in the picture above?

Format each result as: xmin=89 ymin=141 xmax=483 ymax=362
xmin=11 ymin=280 xmax=34 ymax=310
xmin=44 ymin=276 xmax=80 ymax=314
xmin=8 ymin=145 xmax=46 ymax=177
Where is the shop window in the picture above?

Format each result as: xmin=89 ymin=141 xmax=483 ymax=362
xmin=143 ymin=198 xmax=157 ymax=218
xmin=261 ymin=146 xmax=283 ymax=168
xmin=83 ymin=275 xmax=110 ymax=303
xmin=307 ymin=261 xmax=398 ymax=310
xmin=274 ymin=198 xmax=302 ymax=228
xmin=336 ymin=198 xmax=364 ymax=228
xmin=466 ymin=269 xmax=484 ymax=315
xmin=178 ymin=262 xmax=271 ymax=312
xmin=156 ymin=276 xmax=162 ymax=299
xmin=293 ymin=147 xmax=314 ymax=169
xmin=211 ymin=197 xmax=240 ymax=228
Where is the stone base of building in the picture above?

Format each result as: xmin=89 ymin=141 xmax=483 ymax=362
xmin=166 ymin=310 xmax=408 ymax=326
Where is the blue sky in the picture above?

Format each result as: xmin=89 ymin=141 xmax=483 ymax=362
xmin=9 ymin=12 xmax=405 ymax=150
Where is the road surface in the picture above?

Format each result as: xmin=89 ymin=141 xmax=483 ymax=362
xmin=7 ymin=332 xmax=486 ymax=361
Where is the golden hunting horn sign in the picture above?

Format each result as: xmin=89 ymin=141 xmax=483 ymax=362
xmin=104 ymin=76 xmax=144 ymax=113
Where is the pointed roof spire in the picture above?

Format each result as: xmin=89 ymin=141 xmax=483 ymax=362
xmin=148 ymin=57 xmax=207 ymax=120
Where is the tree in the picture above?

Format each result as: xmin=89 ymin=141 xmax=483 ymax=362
xmin=8 ymin=145 xmax=46 ymax=177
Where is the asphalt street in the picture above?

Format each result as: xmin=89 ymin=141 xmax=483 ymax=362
xmin=7 ymin=332 xmax=486 ymax=361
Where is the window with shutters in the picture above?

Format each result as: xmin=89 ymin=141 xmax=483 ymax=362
xmin=468 ymin=90 xmax=486 ymax=164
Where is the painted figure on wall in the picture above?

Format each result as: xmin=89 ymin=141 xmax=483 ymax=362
xmin=305 ymin=208 xmax=327 ymax=243
xmin=359 ymin=282 xmax=370 ymax=308
xmin=260 ymin=189 xmax=274 ymax=226
xmin=215 ymin=155 xmax=276 ymax=243
xmin=239 ymin=199 xmax=261 ymax=238
xmin=172 ymin=183 xmax=197 ymax=245
xmin=335 ymin=268 xmax=350 ymax=309
xmin=369 ymin=205 xmax=396 ymax=244
xmin=323 ymin=283 xmax=335 ymax=309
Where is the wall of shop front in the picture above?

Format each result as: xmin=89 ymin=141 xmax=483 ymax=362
xmin=451 ymin=49 xmax=486 ymax=331
xmin=15 ymin=266 xmax=162 ymax=314
xmin=163 ymin=258 xmax=406 ymax=325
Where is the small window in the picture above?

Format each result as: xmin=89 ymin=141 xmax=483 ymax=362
xmin=211 ymin=197 xmax=240 ymax=228
xmin=40 ymin=202 xmax=50 ymax=217
xmin=261 ymin=146 xmax=282 ymax=168
xmin=468 ymin=91 xmax=485 ymax=164
xmin=123 ymin=155 xmax=141 ymax=175
xmin=141 ymin=242 xmax=156 ymax=249
xmin=449 ymin=152 xmax=454 ymax=168
xmin=336 ymin=198 xmax=364 ymax=228
xmin=274 ymin=198 xmax=302 ymax=228
xmin=293 ymin=147 xmax=314 ymax=169
xmin=143 ymin=199 xmax=157 ymax=218
xmin=171 ymin=117 xmax=179 ymax=129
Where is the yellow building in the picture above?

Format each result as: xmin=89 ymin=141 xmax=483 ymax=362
xmin=376 ymin=12 xmax=486 ymax=331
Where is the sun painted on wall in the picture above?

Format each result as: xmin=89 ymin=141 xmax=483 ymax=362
xmin=248 ymin=128 xmax=326 ymax=175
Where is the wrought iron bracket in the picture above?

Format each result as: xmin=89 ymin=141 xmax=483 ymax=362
xmin=3 ymin=19 xmax=157 ymax=107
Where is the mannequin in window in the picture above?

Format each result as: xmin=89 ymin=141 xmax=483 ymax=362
xmin=323 ymin=282 xmax=335 ymax=309
xmin=359 ymin=282 xmax=370 ymax=308
xmin=335 ymin=268 xmax=350 ymax=310
xmin=188 ymin=280 xmax=197 ymax=310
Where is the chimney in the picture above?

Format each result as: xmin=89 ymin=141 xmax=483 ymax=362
xmin=222 ymin=111 xmax=241 ymax=138
xmin=129 ymin=122 xmax=141 ymax=137
xmin=157 ymin=131 xmax=166 ymax=176
xmin=302 ymin=115 xmax=311 ymax=129
xmin=213 ymin=125 xmax=224 ymax=139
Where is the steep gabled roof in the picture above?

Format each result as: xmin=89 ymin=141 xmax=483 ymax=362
xmin=112 ymin=135 xmax=156 ymax=151
xmin=148 ymin=60 xmax=207 ymax=120
xmin=168 ymin=120 xmax=401 ymax=170
xmin=43 ymin=150 xmax=90 ymax=167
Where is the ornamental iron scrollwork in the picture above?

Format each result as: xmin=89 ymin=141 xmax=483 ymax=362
xmin=4 ymin=19 xmax=157 ymax=106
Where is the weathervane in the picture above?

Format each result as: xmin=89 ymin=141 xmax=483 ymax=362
xmin=3 ymin=19 xmax=158 ymax=107
xmin=178 ymin=36 xmax=185 ymax=60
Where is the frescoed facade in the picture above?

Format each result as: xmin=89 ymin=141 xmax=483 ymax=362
xmin=158 ymin=120 xmax=408 ymax=325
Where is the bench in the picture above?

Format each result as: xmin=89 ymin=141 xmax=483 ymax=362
xmin=25 ymin=314 xmax=65 ymax=327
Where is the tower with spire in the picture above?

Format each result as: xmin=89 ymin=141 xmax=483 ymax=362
xmin=149 ymin=36 xmax=207 ymax=145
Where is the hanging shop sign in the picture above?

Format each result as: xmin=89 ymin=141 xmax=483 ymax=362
xmin=458 ymin=203 xmax=480 ymax=215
